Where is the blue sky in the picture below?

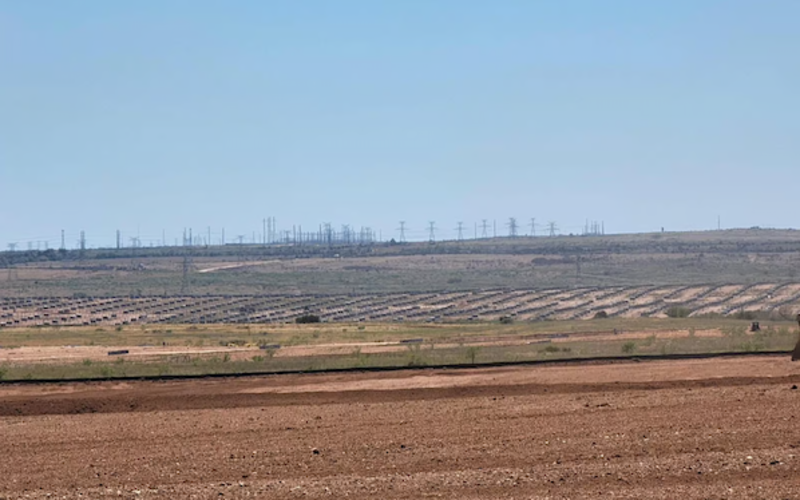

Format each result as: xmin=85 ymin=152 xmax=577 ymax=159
xmin=1 ymin=0 xmax=798 ymax=248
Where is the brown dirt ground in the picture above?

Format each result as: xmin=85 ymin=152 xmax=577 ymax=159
xmin=1 ymin=356 xmax=800 ymax=499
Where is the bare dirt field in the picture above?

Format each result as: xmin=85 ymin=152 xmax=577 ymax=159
xmin=2 ymin=356 xmax=800 ymax=499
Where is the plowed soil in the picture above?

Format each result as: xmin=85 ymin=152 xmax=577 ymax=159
xmin=2 ymin=356 xmax=800 ymax=499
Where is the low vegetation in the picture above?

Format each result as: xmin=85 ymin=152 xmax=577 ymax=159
xmin=0 ymin=317 xmax=795 ymax=382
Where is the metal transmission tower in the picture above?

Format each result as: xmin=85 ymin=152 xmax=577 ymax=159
xmin=456 ymin=222 xmax=465 ymax=241
xmin=507 ymin=217 xmax=518 ymax=238
xmin=529 ymin=218 xmax=536 ymax=237
xmin=61 ymin=230 xmax=65 ymax=250
xmin=547 ymin=222 xmax=558 ymax=237
xmin=481 ymin=220 xmax=489 ymax=238
xmin=7 ymin=243 xmax=16 ymax=252
xmin=428 ymin=221 xmax=436 ymax=243
xmin=116 ymin=230 xmax=121 ymax=249
xmin=398 ymin=221 xmax=407 ymax=243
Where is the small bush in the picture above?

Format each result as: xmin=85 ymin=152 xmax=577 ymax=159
xmin=593 ymin=310 xmax=609 ymax=319
xmin=296 ymin=314 xmax=321 ymax=324
xmin=251 ymin=355 xmax=264 ymax=363
xmin=665 ymin=306 xmax=691 ymax=318
xmin=733 ymin=310 xmax=757 ymax=321
xmin=499 ymin=316 xmax=514 ymax=324
xmin=622 ymin=341 xmax=637 ymax=354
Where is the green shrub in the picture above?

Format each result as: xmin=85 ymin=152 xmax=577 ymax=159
xmin=296 ymin=314 xmax=321 ymax=324
xmin=665 ymin=306 xmax=691 ymax=318
xmin=622 ymin=341 xmax=636 ymax=354
xmin=733 ymin=310 xmax=757 ymax=321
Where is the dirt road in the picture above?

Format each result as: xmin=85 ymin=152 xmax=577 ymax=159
xmin=1 ymin=356 xmax=799 ymax=498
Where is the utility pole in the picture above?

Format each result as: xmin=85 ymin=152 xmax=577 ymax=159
xmin=481 ymin=220 xmax=489 ymax=238
xmin=428 ymin=221 xmax=436 ymax=243
xmin=529 ymin=218 xmax=536 ymax=237
xmin=456 ymin=222 xmax=464 ymax=241
xmin=180 ymin=253 xmax=193 ymax=294
xmin=116 ymin=230 xmax=121 ymax=250
xmin=398 ymin=221 xmax=407 ymax=243
xmin=263 ymin=218 xmax=267 ymax=246
xmin=493 ymin=220 xmax=497 ymax=238
xmin=79 ymin=231 xmax=86 ymax=251
xmin=61 ymin=230 xmax=65 ymax=250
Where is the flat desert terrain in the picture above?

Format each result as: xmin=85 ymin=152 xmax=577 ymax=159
xmin=1 ymin=356 xmax=799 ymax=498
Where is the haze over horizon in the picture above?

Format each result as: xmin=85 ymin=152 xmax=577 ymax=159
xmin=2 ymin=1 xmax=798 ymax=249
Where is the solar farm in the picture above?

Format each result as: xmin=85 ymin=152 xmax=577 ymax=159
xmin=2 ymin=282 xmax=800 ymax=328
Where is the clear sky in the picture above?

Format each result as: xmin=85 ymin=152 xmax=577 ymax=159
xmin=1 ymin=0 xmax=798 ymax=248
